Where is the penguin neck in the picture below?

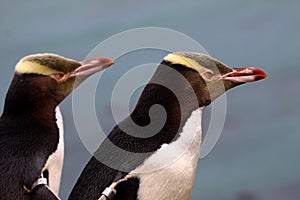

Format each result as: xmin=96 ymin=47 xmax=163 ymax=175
xmin=2 ymin=75 xmax=58 ymax=123
xmin=129 ymin=64 xmax=202 ymax=147
xmin=2 ymin=99 xmax=57 ymax=124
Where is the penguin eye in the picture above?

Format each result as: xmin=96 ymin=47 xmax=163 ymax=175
xmin=50 ymin=73 xmax=65 ymax=82
xmin=201 ymin=71 xmax=214 ymax=81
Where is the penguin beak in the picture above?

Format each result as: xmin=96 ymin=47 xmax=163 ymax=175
xmin=53 ymin=57 xmax=114 ymax=101
xmin=70 ymin=57 xmax=114 ymax=78
xmin=221 ymin=67 xmax=267 ymax=83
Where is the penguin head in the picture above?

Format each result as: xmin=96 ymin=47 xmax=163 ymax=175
xmin=163 ymin=52 xmax=267 ymax=107
xmin=4 ymin=53 xmax=113 ymax=114
xmin=8 ymin=53 xmax=113 ymax=107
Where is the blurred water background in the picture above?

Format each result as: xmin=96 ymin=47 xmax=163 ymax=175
xmin=0 ymin=0 xmax=299 ymax=199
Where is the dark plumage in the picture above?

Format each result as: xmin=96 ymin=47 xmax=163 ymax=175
xmin=0 ymin=53 xmax=113 ymax=199
xmin=69 ymin=52 xmax=266 ymax=200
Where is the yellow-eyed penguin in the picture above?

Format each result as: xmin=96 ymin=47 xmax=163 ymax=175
xmin=69 ymin=52 xmax=266 ymax=200
xmin=0 ymin=53 xmax=113 ymax=199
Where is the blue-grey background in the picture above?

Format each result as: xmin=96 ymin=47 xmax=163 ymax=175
xmin=1 ymin=0 xmax=299 ymax=199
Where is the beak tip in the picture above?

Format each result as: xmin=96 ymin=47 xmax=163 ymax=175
xmin=253 ymin=67 xmax=267 ymax=79
xmin=99 ymin=57 xmax=114 ymax=67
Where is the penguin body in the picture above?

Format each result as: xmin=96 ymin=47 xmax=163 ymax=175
xmin=0 ymin=53 xmax=113 ymax=199
xmin=69 ymin=52 xmax=266 ymax=200
xmin=0 ymin=109 xmax=60 ymax=199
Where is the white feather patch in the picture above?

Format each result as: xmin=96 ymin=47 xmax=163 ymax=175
xmin=131 ymin=108 xmax=203 ymax=200
xmin=42 ymin=106 xmax=64 ymax=195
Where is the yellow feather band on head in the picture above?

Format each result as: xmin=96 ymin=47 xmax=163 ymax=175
xmin=163 ymin=53 xmax=209 ymax=74
xmin=15 ymin=61 xmax=60 ymax=75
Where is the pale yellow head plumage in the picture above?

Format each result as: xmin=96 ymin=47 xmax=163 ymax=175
xmin=163 ymin=53 xmax=203 ymax=72
xmin=164 ymin=53 xmax=208 ymax=74
xmin=15 ymin=60 xmax=60 ymax=75
xmin=163 ymin=52 xmax=227 ymax=75
xmin=15 ymin=53 xmax=79 ymax=75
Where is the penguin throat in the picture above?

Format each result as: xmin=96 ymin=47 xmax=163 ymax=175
xmin=126 ymin=83 xmax=201 ymax=152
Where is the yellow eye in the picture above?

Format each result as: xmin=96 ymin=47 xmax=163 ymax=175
xmin=50 ymin=73 xmax=65 ymax=82
xmin=202 ymin=71 xmax=214 ymax=80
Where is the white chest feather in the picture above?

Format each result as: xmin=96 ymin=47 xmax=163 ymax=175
xmin=42 ymin=106 xmax=64 ymax=195
xmin=131 ymin=108 xmax=203 ymax=200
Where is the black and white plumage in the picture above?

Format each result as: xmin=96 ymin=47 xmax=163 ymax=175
xmin=69 ymin=52 xmax=266 ymax=200
xmin=41 ymin=106 xmax=64 ymax=195
xmin=0 ymin=53 xmax=113 ymax=199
